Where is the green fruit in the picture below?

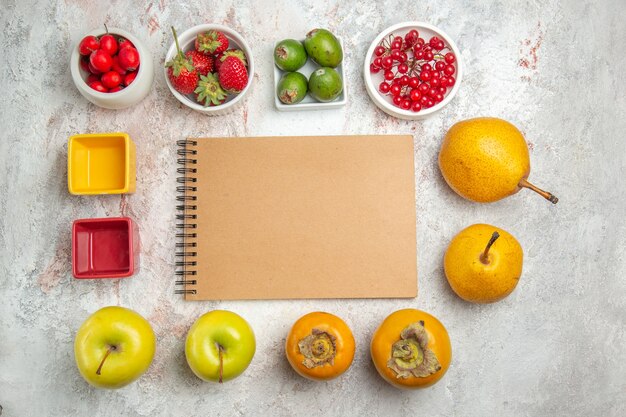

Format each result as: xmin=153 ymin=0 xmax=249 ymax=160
xmin=308 ymin=67 xmax=343 ymax=102
xmin=303 ymin=29 xmax=343 ymax=68
xmin=274 ymin=39 xmax=307 ymax=71
xmin=277 ymin=72 xmax=308 ymax=104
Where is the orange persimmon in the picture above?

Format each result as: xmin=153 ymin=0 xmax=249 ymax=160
xmin=285 ymin=312 xmax=355 ymax=381
xmin=370 ymin=309 xmax=451 ymax=389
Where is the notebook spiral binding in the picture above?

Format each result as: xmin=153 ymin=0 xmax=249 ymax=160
xmin=175 ymin=139 xmax=198 ymax=295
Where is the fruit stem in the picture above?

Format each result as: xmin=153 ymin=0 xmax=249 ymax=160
xmin=95 ymin=345 xmax=116 ymax=375
xmin=171 ymin=26 xmax=183 ymax=57
xmin=104 ymin=23 xmax=109 ymax=34
xmin=217 ymin=343 xmax=224 ymax=384
xmin=519 ymin=178 xmax=559 ymax=204
xmin=480 ymin=232 xmax=500 ymax=264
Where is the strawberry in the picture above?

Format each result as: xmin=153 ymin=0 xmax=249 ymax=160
xmin=218 ymin=56 xmax=248 ymax=93
xmin=195 ymin=30 xmax=229 ymax=56
xmin=194 ymin=73 xmax=227 ymax=107
xmin=214 ymin=49 xmax=247 ymax=72
xmin=185 ymin=50 xmax=214 ymax=77
xmin=166 ymin=27 xmax=198 ymax=95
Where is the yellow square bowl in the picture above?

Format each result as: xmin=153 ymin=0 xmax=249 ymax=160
xmin=68 ymin=133 xmax=136 ymax=195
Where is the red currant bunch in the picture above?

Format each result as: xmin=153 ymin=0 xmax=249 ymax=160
xmin=370 ymin=30 xmax=457 ymax=112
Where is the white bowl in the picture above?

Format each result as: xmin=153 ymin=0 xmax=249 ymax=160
xmin=363 ymin=22 xmax=462 ymax=120
xmin=273 ymin=37 xmax=347 ymax=111
xmin=70 ymin=27 xmax=154 ymax=110
xmin=164 ymin=24 xmax=254 ymax=115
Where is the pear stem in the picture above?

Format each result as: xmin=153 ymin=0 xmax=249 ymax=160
xmin=95 ymin=345 xmax=116 ymax=375
xmin=519 ymin=178 xmax=558 ymax=204
xmin=480 ymin=232 xmax=500 ymax=264
xmin=217 ymin=344 xmax=224 ymax=384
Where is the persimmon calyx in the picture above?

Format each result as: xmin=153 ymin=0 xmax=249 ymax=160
xmin=298 ymin=328 xmax=336 ymax=369
xmin=387 ymin=321 xmax=441 ymax=378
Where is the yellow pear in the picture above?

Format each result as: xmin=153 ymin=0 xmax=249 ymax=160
xmin=438 ymin=117 xmax=558 ymax=204
xmin=444 ymin=224 xmax=523 ymax=303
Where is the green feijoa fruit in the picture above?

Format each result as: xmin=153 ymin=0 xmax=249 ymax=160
xmin=274 ymin=39 xmax=308 ymax=71
xmin=308 ymin=67 xmax=343 ymax=102
xmin=303 ymin=29 xmax=343 ymax=68
xmin=277 ymin=72 xmax=308 ymax=104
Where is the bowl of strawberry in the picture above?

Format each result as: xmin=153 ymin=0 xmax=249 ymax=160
xmin=71 ymin=26 xmax=154 ymax=109
xmin=364 ymin=22 xmax=462 ymax=120
xmin=164 ymin=25 xmax=253 ymax=115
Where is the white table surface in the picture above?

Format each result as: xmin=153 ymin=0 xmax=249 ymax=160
xmin=1 ymin=0 xmax=625 ymax=416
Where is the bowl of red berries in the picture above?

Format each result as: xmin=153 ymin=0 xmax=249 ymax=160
xmin=71 ymin=26 xmax=154 ymax=110
xmin=164 ymin=24 xmax=253 ymax=115
xmin=364 ymin=22 xmax=461 ymax=120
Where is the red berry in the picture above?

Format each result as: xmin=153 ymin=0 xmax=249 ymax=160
xmin=375 ymin=45 xmax=386 ymax=56
xmin=79 ymin=57 xmax=91 ymax=72
xmin=408 ymin=77 xmax=419 ymax=89
xmin=418 ymin=83 xmax=429 ymax=94
xmin=390 ymin=84 xmax=401 ymax=96
xmin=379 ymin=82 xmax=390 ymax=93
xmin=439 ymin=86 xmax=447 ymax=94
xmin=195 ymin=30 xmax=229 ymax=55
xmin=399 ymin=75 xmax=409 ymax=86
xmin=435 ymin=61 xmax=445 ymax=71
xmin=399 ymin=52 xmax=408 ymax=62
xmin=86 ymin=74 xmax=99 ymax=85
xmin=393 ymin=35 xmax=403 ymax=43
xmin=391 ymin=40 xmax=402 ymax=50
xmin=391 ymin=49 xmax=401 ymax=61
xmin=445 ymin=52 xmax=456 ymax=64
xmin=111 ymin=56 xmax=127 ymax=75
xmin=166 ymin=27 xmax=199 ymax=95
xmin=118 ymin=37 xmax=134 ymax=50
xmin=419 ymin=71 xmax=431 ymax=81
xmin=434 ymin=93 xmax=444 ymax=102
xmin=398 ymin=63 xmax=408 ymax=74
xmin=370 ymin=63 xmax=381 ymax=73
xmin=384 ymin=70 xmax=394 ymax=81
xmin=392 ymin=95 xmax=403 ymax=106
xmin=109 ymin=86 xmax=124 ymax=93
xmin=88 ymin=80 xmax=107 ymax=93
xmin=410 ymin=89 xmax=421 ymax=101
xmin=428 ymin=87 xmax=438 ymax=97
xmin=427 ymin=99 xmax=434 ymax=107
xmin=411 ymin=101 xmax=422 ymax=112
xmin=416 ymin=38 xmax=425 ymax=47
xmin=79 ymin=35 xmax=100 ymax=56
xmin=401 ymin=99 xmax=411 ymax=110
xmin=373 ymin=57 xmax=382 ymax=67
xmin=430 ymin=78 xmax=440 ymax=87
xmin=185 ymin=50 xmax=214 ymax=76
xmin=420 ymin=95 xmax=429 ymax=105
xmin=89 ymin=50 xmax=113 ymax=73
xmin=381 ymin=56 xmax=393 ymax=69
xmin=219 ymin=56 xmax=248 ymax=93
xmin=99 ymin=34 xmax=118 ymax=56
xmin=447 ymin=76 xmax=456 ymax=86
xmin=414 ymin=49 xmax=424 ymax=60
xmin=444 ymin=65 xmax=456 ymax=75
xmin=429 ymin=36 xmax=440 ymax=48
xmin=435 ymin=40 xmax=445 ymax=51
xmin=404 ymin=29 xmax=419 ymax=47
xmin=118 ymin=46 xmax=140 ymax=71
xmin=101 ymin=71 xmax=122 ymax=88
xmin=422 ymin=63 xmax=432 ymax=72
xmin=424 ymin=51 xmax=434 ymax=61
xmin=124 ymin=71 xmax=137 ymax=86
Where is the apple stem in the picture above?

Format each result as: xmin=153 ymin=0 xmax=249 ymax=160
xmin=218 ymin=344 xmax=224 ymax=384
xmin=519 ymin=178 xmax=558 ymax=204
xmin=480 ymin=232 xmax=500 ymax=264
xmin=95 ymin=345 xmax=116 ymax=375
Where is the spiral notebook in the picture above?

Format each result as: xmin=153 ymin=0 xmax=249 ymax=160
xmin=176 ymin=135 xmax=417 ymax=300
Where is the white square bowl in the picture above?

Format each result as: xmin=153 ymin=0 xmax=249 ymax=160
xmin=273 ymin=37 xmax=347 ymax=111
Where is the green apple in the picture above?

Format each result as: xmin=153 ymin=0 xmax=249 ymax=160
xmin=74 ymin=306 xmax=156 ymax=389
xmin=185 ymin=310 xmax=256 ymax=383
